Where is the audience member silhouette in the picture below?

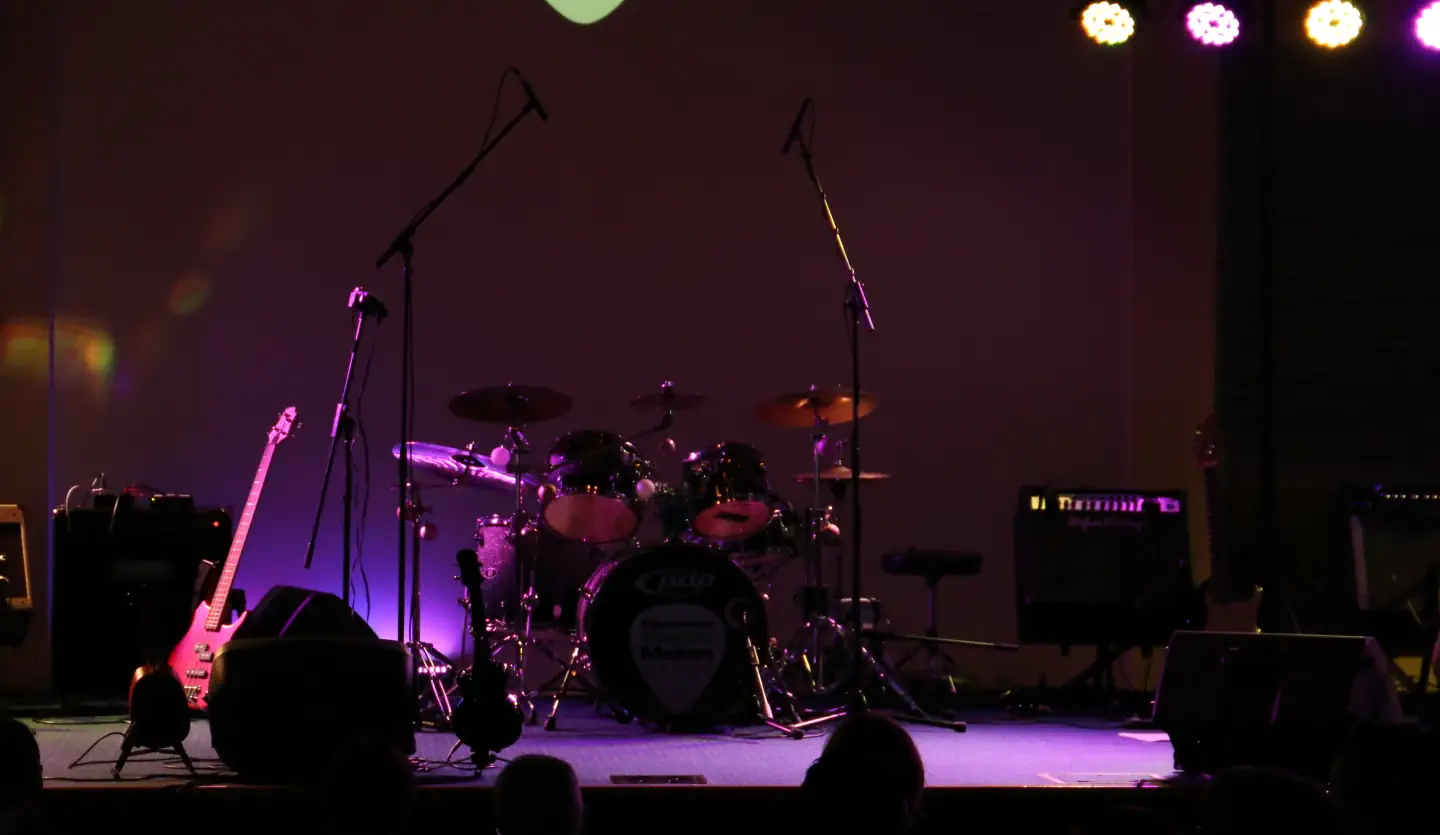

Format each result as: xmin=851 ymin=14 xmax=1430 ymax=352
xmin=317 ymin=738 xmax=416 ymax=835
xmin=801 ymin=713 xmax=925 ymax=835
xmin=493 ymin=755 xmax=583 ymax=835
xmin=1331 ymin=722 xmax=1440 ymax=835
xmin=1204 ymin=765 xmax=1341 ymax=835
xmin=0 ymin=715 xmax=42 ymax=835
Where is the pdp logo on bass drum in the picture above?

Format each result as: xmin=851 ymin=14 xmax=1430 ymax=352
xmin=634 ymin=570 xmax=716 ymax=597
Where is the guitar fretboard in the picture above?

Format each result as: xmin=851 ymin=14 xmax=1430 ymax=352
xmin=203 ymin=442 xmax=278 ymax=632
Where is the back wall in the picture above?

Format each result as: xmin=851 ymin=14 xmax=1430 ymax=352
xmin=0 ymin=0 xmax=1215 ymax=692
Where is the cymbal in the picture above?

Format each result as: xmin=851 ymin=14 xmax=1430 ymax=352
xmin=630 ymin=383 xmax=706 ymax=411
xmin=449 ymin=384 xmax=572 ymax=425
xmin=393 ymin=442 xmax=541 ymax=491
xmin=794 ymin=466 xmax=891 ymax=482
xmin=754 ymin=388 xmax=877 ymax=428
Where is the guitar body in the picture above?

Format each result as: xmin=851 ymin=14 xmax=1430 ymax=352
xmin=168 ymin=601 xmax=248 ymax=710
xmin=454 ymin=548 xmax=524 ymax=755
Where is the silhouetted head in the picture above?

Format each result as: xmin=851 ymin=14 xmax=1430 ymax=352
xmin=1331 ymin=722 xmax=1440 ymax=835
xmin=317 ymin=738 xmax=415 ymax=835
xmin=494 ymin=755 xmax=582 ymax=835
xmin=1204 ymin=765 xmax=1339 ymax=835
xmin=802 ymin=713 xmax=924 ymax=835
xmin=0 ymin=715 xmax=42 ymax=835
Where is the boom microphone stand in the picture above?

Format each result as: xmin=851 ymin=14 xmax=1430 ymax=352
xmin=302 ymin=287 xmax=387 ymax=610
xmin=782 ymin=100 xmax=962 ymax=732
xmin=781 ymin=98 xmax=874 ymax=711
xmin=373 ymin=67 xmax=548 ymax=643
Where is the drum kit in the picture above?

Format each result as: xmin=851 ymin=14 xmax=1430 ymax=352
xmin=391 ymin=381 xmax=907 ymax=736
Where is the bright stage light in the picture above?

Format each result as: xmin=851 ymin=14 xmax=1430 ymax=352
xmin=1304 ymin=1 xmax=1364 ymax=49
xmin=1080 ymin=2 xmax=1137 ymax=46
xmin=1185 ymin=3 xmax=1241 ymax=46
xmin=1417 ymin=2 xmax=1440 ymax=51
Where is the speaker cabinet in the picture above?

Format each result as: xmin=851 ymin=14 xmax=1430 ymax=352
xmin=1154 ymin=631 xmax=1401 ymax=778
xmin=208 ymin=635 xmax=415 ymax=783
xmin=230 ymin=585 xmax=376 ymax=641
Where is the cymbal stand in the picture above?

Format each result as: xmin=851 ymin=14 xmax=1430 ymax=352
xmin=403 ymin=487 xmax=456 ymax=725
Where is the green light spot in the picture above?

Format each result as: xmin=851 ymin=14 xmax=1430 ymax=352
xmin=544 ymin=0 xmax=625 ymax=25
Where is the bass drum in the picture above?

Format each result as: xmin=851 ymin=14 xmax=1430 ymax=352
xmin=578 ymin=543 xmax=768 ymax=731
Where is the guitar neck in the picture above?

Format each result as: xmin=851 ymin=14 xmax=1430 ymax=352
xmin=203 ymin=442 xmax=278 ymax=631
xmin=1201 ymin=464 xmax=1220 ymax=568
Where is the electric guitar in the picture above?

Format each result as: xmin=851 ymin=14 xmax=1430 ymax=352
xmin=1194 ymin=413 xmax=1263 ymax=632
xmin=168 ymin=407 xmax=297 ymax=708
xmin=451 ymin=548 xmax=524 ymax=756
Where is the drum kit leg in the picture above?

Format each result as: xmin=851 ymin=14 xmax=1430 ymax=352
xmin=392 ymin=381 xmax=961 ymax=738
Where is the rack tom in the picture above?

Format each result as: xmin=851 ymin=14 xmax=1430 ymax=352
xmin=541 ymin=430 xmax=656 ymax=544
xmin=681 ymin=442 xmax=773 ymax=541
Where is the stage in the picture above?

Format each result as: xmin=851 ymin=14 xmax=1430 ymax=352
xmin=28 ymin=702 xmax=1202 ymax=835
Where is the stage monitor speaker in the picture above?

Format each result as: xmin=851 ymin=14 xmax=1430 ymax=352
xmin=208 ymin=635 xmax=415 ymax=783
xmin=230 ymin=585 xmax=376 ymax=642
xmin=1153 ymin=631 xmax=1402 ymax=779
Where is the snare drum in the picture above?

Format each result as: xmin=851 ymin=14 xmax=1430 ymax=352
xmin=472 ymin=515 xmax=598 ymax=629
xmin=578 ymin=542 xmax=769 ymax=730
xmin=541 ymin=430 xmax=656 ymax=544
xmin=681 ymin=442 xmax=773 ymax=540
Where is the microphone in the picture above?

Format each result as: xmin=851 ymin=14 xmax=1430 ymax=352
xmin=781 ymin=97 xmax=812 ymax=155
xmin=511 ymin=68 xmax=549 ymax=122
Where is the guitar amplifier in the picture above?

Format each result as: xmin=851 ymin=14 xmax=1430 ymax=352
xmin=1013 ymin=487 xmax=1206 ymax=646
xmin=1342 ymin=485 xmax=1440 ymax=652
xmin=51 ymin=495 xmax=232 ymax=700
xmin=0 ymin=505 xmax=35 ymax=648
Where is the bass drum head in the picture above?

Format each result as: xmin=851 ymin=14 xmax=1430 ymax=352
xmin=579 ymin=543 xmax=768 ymax=731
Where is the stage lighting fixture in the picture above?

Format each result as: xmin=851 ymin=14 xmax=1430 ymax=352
xmin=1186 ymin=3 xmax=1242 ymax=46
xmin=1304 ymin=1 xmax=1365 ymax=49
xmin=1417 ymin=2 xmax=1440 ymax=51
xmin=1080 ymin=2 xmax=1138 ymax=46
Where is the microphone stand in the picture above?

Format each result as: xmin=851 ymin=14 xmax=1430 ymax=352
xmin=374 ymin=96 xmax=543 ymax=643
xmin=302 ymin=287 xmax=386 ymax=613
xmin=786 ymin=105 xmax=962 ymax=732
xmin=789 ymin=126 xmax=874 ymax=713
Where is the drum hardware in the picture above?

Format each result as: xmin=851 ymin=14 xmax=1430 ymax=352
xmin=301 ymin=285 xmax=386 ymax=611
xmin=400 ymin=485 xmax=456 ymax=725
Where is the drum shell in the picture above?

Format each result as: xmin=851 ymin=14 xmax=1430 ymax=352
xmin=542 ymin=430 xmax=655 ymax=543
xmin=578 ymin=543 xmax=768 ymax=730
xmin=473 ymin=515 xmax=598 ymax=629
xmin=680 ymin=442 xmax=773 ymax=540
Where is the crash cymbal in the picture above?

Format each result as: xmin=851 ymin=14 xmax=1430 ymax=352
xmin=448 ymin=384 xmax=573 ymax=425
xmin=630 ymin=382 xmax=706 ymax=412
xmin=754 ymin=388 xmax=877 ymax=428
xmin=393 ymin=442 xmax=541 ymax=491
xmin=794 ymin=466 xmax=891 ymax=482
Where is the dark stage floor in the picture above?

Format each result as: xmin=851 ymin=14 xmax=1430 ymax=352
xmin=32 ymin=702 xmax=1177 ymax=788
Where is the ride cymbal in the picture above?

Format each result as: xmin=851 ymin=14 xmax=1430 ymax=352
xmin=448 ymin=384 xmax=573 ymax=425
xmin=393 ymin=441 xmax=541 ymax=491
xmin=754 ymin=388 xmax=877 ymax=428
xmin=630 ymin=382 xmax=706 ymax=411
xmin=794 ymin=466 xmax=890 ymax=482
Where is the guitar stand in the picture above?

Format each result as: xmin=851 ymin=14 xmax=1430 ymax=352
xmin=111 ymin=732 xmax=197 ymax=780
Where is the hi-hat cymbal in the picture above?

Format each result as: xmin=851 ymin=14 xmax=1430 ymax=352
xmin=393 ymin=441 xmax=541 ymax=492
xmin=449 ymin=384 xmax=572 ymax=425
xmin=755 ymin=388 xmax=877 ymax=428
xmin=630 ymin=382 xmax=706 ymax=412
xmin=794 ymin=466 xmax=891 ymax=482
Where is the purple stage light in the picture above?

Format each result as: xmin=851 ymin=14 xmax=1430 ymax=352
xmin=1418 ymin=2 xmax=1440 ymax=51
xmin=1186 ymin=3 xmax=1241 ymax=47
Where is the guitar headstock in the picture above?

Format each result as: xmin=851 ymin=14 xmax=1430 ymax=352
xmin=268 ymin=407 xmax=299 ymax=446
xmin=1193 ymin=413 xmax=1218 ymax=469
